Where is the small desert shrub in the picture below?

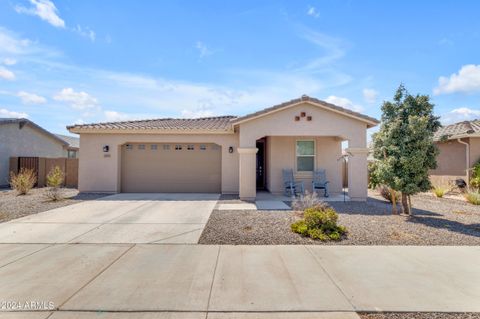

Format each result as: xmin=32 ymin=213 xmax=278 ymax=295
xmin=10 ymin=168 xmax=36 ymax=195
xmin=432 ymin=185 xmax=448 ymax=198
xmin=45 ymin=166 xmax=65 ymax=201
xmin=291 ymin=190 xmax=330 ymax=212
xmin=465 ymin=190 xmax=480 ymax=205
xmin=470 ymin=177 xmax=480 ymax=189
xmin=291 ymin=207 xmax=347 ymax=241
xmin=378 ymin=185 xmax=400 ymax=203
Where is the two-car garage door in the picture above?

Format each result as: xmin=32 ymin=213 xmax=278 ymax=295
xmin=121 ymin=143 xmax=221 ymax=193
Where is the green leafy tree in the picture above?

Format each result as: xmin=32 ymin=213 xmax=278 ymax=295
xmin=372 ymin=84 xmax=441 ymax=215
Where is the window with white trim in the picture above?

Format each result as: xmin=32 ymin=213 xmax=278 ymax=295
xmin=163 ymin=144 xmax=170 ymax=150
xmin=296 ymin=140 xmax=315 ymax=172
xmin=138 ymin=144 xmax=146 ymax=150
xmin=175 ymin=144 xmax=182 ymax=150
xmin=150 ymin=144 xmax=158 ymax=150
xmin=187 ymin=144 xmax=194 ymax=150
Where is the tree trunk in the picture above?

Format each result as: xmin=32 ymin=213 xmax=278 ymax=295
xmin=408 ymin=195 xmax=412 ymax=216
xmin=401 ymin=192 xmax=410 ymax=215
xmin=391 ymin=190 xmax=398 ymax=214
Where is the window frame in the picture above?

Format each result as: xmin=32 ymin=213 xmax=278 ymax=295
xmin=295 ymin=139 xmax=315 ymax=173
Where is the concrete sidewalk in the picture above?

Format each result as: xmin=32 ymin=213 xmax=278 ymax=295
xmin=0 ymin=244 xmax=479 ymax=317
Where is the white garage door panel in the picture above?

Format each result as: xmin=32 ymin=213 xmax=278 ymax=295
xmin=121 ymin=143 xmax=221 ymax=193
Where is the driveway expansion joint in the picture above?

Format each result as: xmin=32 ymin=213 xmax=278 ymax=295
xmin=56 ymin=244 xmax=136 ymax=310
xmin=304 ymin=245 xmax=357 ymax=311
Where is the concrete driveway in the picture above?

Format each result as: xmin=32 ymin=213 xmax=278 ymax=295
xmin=0 ymin=193 xmax=219 ymax=244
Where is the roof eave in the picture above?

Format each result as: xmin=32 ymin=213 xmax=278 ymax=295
xmin=435 ymin=132 xmax=480 ymax=142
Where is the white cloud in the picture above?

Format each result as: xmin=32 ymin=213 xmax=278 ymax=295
xmin=441 ymin=107 xmax=480 ymax=124
xmin=74 ymin=25 xmax=96 ymax=42
xmin=53 ymin=88 xmax=98 ymax=109
xmin=181 ymin=108 xmax=215 ymax=118
xmin=325 ymin=95 xmax=363 ymax=112
xmin=0 ymin=67 xmax=15 ymax=80
xmin=15 ymin=0 xmax=65 ymax=28
xmin=362 ymin=88 xmax=378 ymax=104
xmin=0 ymin=108 xmax=28 ymax=118
xmin=195 ymin=41 xmax=213 ymax=58
xmin=3 ymin=58 xmax=17 ymax=65
xmin=103 ymin=110 xmax=147 ymax=122
xmin=307 ymin=6 xmax=320 ymax=18
xmin=17 ymin=91 xmax=47 ymax=104
xmin=297 ymin=29 xmax=346 ymax=71
xmin=434 ymin=65 xmax=480 ymax=95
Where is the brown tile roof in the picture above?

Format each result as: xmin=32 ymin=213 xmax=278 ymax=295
xmin=67 ymin=95 xmax=380 ymax=133
xmin=67 ymin=116 xmax=237 ymax=132
xmin=434 ymin=119 xmax=480 ymax=141
xmin=230 ymin=95 xmax=380 ymax=127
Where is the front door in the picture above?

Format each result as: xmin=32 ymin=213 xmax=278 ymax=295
xmin=256 ymin=139 xmax=266 ymax=189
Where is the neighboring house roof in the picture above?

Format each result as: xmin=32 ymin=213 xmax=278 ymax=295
xmin=434 ymin=120 xmax=480 ymax=141
xmin=0 ymin=118 xmax=68 ymax=146
xmin=67 ymin=116 xmax=237 ymax=133
xmin=55 ymin=134 xmax=80 ymax=149
xmin=67 ymin=95 xmax=380 ymax=133
xmin=230 ymin=95 xmax=380 ymax=128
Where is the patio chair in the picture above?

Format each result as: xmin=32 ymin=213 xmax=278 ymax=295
xmin=282 ymin=169 xmax=304 ymax=197
xmin=312 ymin=169 xmax=330 ymax=197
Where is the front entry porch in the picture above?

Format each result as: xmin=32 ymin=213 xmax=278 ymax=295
xmin=239 ymin=134 xmax=361 ymax=202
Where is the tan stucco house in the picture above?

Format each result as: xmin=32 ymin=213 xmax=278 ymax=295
xmin=0 ymin=118 xmax=79 ymax=186
xmin=430 ymin=119 xmax=480 ymax=185
xmin=67 ymin=96 xmax=379 ymax=200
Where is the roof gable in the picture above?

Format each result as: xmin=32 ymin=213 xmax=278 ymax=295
xmin=0 ymin=118 xmax=68 ymax=146
xmin=231 ymin=95 xmax=379 ymax=128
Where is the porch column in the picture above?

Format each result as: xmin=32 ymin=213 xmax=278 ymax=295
xmin=346 ymin=147 xmax=369 ymax=201
xmin=238 ymin=147 xmax=258 ymax=201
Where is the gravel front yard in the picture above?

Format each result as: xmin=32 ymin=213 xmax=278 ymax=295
xmin=198 ymin=191 xmax=480 ymax=245
xmin=0 ymin=188 xmax=108 ymax=223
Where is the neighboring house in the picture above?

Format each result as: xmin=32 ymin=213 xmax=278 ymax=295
xmin=0 ymin=118 xmax=69 ymax=186
xmin=55 ymin=134 xmax=80 ymax=158
xmin=67 ymin=95 xmax=379 ymax=200
xmin=431 ymin=120 xmax=480 ymax=185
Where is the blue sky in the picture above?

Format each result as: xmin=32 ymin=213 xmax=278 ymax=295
xmin=0 ymin=0 xmax=480 ymax=136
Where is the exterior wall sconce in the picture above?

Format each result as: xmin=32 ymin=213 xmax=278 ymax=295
xmin=103 ymin=145 xmax=110 ymax=152
xmin=228 ymin=146 xmax=234 ymax=153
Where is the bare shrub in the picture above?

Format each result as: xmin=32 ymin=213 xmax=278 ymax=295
xmin=45 ymin=166 xmax=65 ymax=201
xmin=378 ymin=185 xmax=400 ymax=203
xmin=10 ymin=168 xmax=36 ymax=195
xmin=291 ymin=190 xmax=330 ymax=212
